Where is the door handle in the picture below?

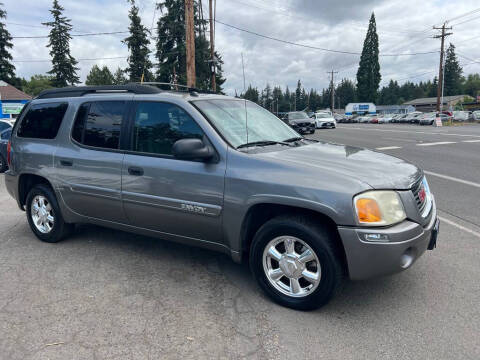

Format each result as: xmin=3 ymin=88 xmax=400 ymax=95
xmin=128 ymin=166 xmax=144 ymax=176
xmin=60 ymin=160 xmax=73 ymax=167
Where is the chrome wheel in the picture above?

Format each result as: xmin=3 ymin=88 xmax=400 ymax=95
xmin=31 ymin=195 xmax=55 ymax=234
xmin=263 ymin=236 xmax=321 ymax=298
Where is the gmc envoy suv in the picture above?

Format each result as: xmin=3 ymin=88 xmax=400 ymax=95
xmin=4 ymin=84 xmax=439 ymax=310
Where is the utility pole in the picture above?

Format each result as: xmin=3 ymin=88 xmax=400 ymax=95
xmin=209 ymin=0 xmax=216 ymax=92
xmin=327 ymin=70 xmax=338 ymax=112
xmin=433 ymin=23 xmax=452 ymax=114
xmin=185 ymin=0 xmax=196 ymax=88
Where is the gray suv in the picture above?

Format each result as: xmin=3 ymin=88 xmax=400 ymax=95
xmin=4 ymin=85 xmax=439 ymax=310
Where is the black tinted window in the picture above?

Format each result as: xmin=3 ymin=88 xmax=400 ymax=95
xmin=72 ymin=101 xmax=125 ymax=149
xmin=17 ymin=103 xmax=67 ymax=139
xmin=133 ymin=102 xmax=204 ymax=156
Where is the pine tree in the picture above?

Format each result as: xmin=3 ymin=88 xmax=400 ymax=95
xmin=43 ymin=0 xmax=79 ymax=87
xmin=113 ymin=67 xmax=127 ymax=85
xmin=241 ymin=85 xmax=259 ymax=103
xmin=85 ymin=65 xmax=115 ymax=85
xmin=0 ymin=3 xmax=15 ymax=82
xmin=444 ymin=43 xmax=463 ymax=96
xmin=356 ymin=12 xmax=381 ymax=102
xmin=123 ymin=0 xmax=153 ymax=82
xmin=155 ymin=0 xmax=225 ymax=92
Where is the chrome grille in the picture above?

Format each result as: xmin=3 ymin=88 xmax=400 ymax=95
xmin=412 ymin=178 xmax=428 ymax=215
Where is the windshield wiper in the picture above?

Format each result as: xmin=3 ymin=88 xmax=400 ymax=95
xmin=284 ymin=136 xmax=304 ymax=143
xmin=236 ymin=140 xmax=292 ymax=149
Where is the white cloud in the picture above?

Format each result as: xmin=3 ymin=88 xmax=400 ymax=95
xmin=5 ymin=0 xmax=480 ymax=94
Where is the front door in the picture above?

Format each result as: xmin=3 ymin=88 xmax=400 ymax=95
xmin=54 ymin=100 xmax=129 ymax=223
xmin=121 ymin=101 xmax=225 ymax=243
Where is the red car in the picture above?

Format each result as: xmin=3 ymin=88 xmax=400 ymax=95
xmin=369 ymin=115 xmax=378 ymax=124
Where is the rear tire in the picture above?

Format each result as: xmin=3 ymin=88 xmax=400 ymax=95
xmin=249 ymin=215 xmax=343 ymax=310
xmin=0 ymin=155 xmax=6 ymax=173
xmin=26 ymin=184 xmax=73 ymax=243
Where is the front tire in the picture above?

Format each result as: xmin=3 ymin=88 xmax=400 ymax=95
xmin=26 ymin=184 xmax=73 ymax=243
xmin=250 ymin=216 xmax=343 ymax=310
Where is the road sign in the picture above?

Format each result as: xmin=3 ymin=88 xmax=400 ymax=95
xmin=435 ymin=116 xmax=443 ymax=127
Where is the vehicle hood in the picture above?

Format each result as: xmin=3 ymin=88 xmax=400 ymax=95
xmin=289 ymin=118 xmax=314 ymax=124
xmin=256 ymin=141 xmax=422 ymax=189
xmin=316 ymin=117 xmax=335 ymax=122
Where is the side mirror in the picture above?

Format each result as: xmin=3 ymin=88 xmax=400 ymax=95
xmin=172 ymin=138 xmax=215 ymax=161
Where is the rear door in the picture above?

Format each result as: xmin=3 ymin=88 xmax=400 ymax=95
xmin=54 ymin=99 xmax=129 ymax=223
xmin=121 ymin=101 xmax=226 ymax=243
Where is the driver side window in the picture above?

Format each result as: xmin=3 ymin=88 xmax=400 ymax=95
xmin=132 ymin=102 xmax=204 ymax=156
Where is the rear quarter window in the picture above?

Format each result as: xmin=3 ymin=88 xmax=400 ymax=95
xmin=17 ymin=102 xmax=68 ymax=139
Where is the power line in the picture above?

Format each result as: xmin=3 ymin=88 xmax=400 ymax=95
xmin=214 ymin=19 xmax=438 ymax=57
xmin=12 ymin=31 xmax=129 ymax=39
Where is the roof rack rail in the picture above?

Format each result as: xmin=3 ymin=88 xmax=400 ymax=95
xmin=138 ymin=82 xmax=216 ymax=95
xmin=36 ymin=84 xmax=162 ymax=99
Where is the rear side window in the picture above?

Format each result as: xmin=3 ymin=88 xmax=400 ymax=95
xmin=17 ymin=102 xmax=68 ymax=139
xmin=72 ymin=101 xmax=126 ymax=150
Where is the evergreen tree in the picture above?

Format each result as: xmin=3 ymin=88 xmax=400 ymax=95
xmin=23 ymin=74 xmax=54 ymax=96
xmin=462 ymin=74 xmax=480 ymax=98
xmin=155 ymin=0 xmax=225 ymax=92
xmin=335 ymin=79 xmax=356 ymax=108
xmin=444 ymin=43 xmax=462 ymax=96
xmin=43 ymin=0 xmax=79 ymax=87
xmin=123 ymin=0 xmax=153 ymax=82
xmin=241 ymin=84 xmax=259 ymax=103
xmin=85 ymin=65 xmax=115 ymax=85
xmin=356 ymin=13 xmax=381 ymax=102
xmin=113 ymin=67 xmax=127 ymax=85
xmin=0 ymin=3 xmax=15 ymax=82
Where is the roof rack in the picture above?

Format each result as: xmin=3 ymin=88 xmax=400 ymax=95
xmin=138 ymin=82 xmax=216 ymax=95
xmin=36 ymin=84 xmax=162 ymax=99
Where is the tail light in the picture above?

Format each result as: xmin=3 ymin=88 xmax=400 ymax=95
xmin=7 ymin=140 xmax=11 ymax=166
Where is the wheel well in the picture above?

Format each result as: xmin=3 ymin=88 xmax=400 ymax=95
xmin=18 ymin=174 xmax=53 ymax=209
xmin=240 ymin=203 xmax=348 ymax=271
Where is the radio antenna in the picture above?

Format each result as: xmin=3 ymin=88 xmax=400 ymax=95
xmin=241 ymin=52 xmax=249 ymax=145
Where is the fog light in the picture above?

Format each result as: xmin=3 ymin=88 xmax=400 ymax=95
xmin=400 ymin=248 xmax=415 ymax=268
xmin=364 ymin=233 xmax=390 ymax=242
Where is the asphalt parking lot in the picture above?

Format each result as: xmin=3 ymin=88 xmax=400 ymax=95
xmin=1 ymin=124 xmax=479 ymax=359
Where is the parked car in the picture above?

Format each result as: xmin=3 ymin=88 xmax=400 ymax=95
xmin=419 ymin=112 xmax=436 ymax=126
xmin=5 ymin=84 xmax=439 ymax=310
xmin=357 ymin=116 xmax=370 ymax=123
xmin=369 ymin=114 xmax=379 ymax=124
xmin=0 ymin=120 xmax=12 ymax=133
xmin=378 ymin=115 xmax=393 ymax=124
xmin=0 ymin=127 xmax=12 ymax=172
xmin=452 ymin=111 xmax=470 ymax=122
xmin=313 ymin=112 xmax=336 ymax=129
xmin=472 ymin=110 xmax=480 ymax=121
xmin=285 ymin=111 xmax=316 ymax=134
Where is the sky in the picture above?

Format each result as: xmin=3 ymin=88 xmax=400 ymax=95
xmin=4 ymin=0 xmax=480 ymax=96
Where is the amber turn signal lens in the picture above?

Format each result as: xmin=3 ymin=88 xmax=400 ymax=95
xmin=356 ymin=198 xmax=382 ymax=223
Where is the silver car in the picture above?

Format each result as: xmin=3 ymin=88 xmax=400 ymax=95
xmin=4 ymin=84 xmax=439 ymax=310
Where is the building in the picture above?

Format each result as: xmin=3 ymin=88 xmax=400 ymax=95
xmin=376 ymin=104 xmax=415 ymax=115
xmin=403 ymin=95 xmax=472 ymax=112
xmin=0 ymin=81 xmax=32 ymax=119
xmin=345 ymin=102 xmax=376 ymax=116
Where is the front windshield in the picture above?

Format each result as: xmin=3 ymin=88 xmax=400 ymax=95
xmin=289 ymin=112 xmax=309 ymax=119
xmin=193 ymin=99 xmax=300 ymax=148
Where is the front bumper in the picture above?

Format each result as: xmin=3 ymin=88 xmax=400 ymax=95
xmin=337 ymin=201 xmax=438 ymax=280
xmin=291 ymin=123 xmax=315 ymax=134
xmin=316 ymin=121 xmax=335 ymax=128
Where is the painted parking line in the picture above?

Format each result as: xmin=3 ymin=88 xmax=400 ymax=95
xmin=416 ymin=141 xmax=457 ymax=146
xmin=462 ymin=139 xmax=480 ymax=143
xmin=375 ymin=146 xmax=402 ymax=150
xmin=424 ymin=170 xmax=480 ymax=189
xmin=336 ymin=126 xmax=480 ymax=138
xmin=438 ymin=216 xmax=480 ymax=239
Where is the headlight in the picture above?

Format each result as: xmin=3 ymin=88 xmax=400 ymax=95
xmin=354 ymin=191 xmax=406 ymax=226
